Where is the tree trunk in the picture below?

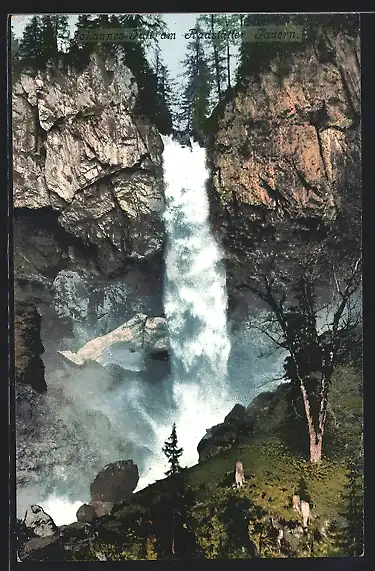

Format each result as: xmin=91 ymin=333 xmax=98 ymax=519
xmin=225 ymin=16 xmax=231 ymax=89
xmin=195 ymin=38 xmax=199 ymax=76
xmin=298 ymin=374 xmax=324 ymax=464
xmin=309 ymin=431 xmax=322 ymax=464
xmin=210 ymin=15 xmax=221 ymax=98
xmin=226 ymin=37 xmax=231 ymax=88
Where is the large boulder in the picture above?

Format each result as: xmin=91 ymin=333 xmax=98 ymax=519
xmin=76 ymin=504 xmax=96 ymax=523
xmin=198 ymin=403 xmax=254 ymax=461
xmin=91 ymin=501 xmax=114 ymax=518
xmin=224 ymin=403 xmax=246 ymax=423
xmin=198 ymin=422 xmax=239 ymax=462
xmin=143 ymin=317 xmax=169 ymax=353
xmin=90 ymin=460 xmax=139 ymax=504
xmin=18 ymin=521 xmax=95 ymax=562
xmin=22 ymin=505 xmax=57 ymax=538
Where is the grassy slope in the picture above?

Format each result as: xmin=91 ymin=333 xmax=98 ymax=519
xmin=72 ymin=359 xmax=362 ymax=560
xmin=184 ymin=362 xmax=362 ymax=523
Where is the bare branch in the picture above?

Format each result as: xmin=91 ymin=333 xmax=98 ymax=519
xmin=255 ymin=375 xmax=287 ymax=390
xmin=250 ymin=323 xmax=286 ymax=349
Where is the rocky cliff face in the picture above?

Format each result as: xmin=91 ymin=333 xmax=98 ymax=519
xmin=207 ymin=31 xmax=361 ymax=291
xmin=12 ymin=54 xmax=166 ymax=392
xmin=13 ymin=53 xmax=165 ymax=279
xmin=14 ymin=301 xmax=46 ymax=393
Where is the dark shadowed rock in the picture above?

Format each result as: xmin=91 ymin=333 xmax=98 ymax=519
xmin=144 ymin=349 xmax=170 ymax=382
xmin=14 ymin=301 xmax=46 ymax=393
xmin=224 ymin=403 xmax=246 ymax=423
xmin=76 ymin=504 xmax=96 ymax=523
xmin=59 ymin=521 xmax=92 ymax=539
xmin=198 ymin=386 xmax=290 ymax=461
xmin=91 ymin=501 xmax=114 ymax=517
xmin=18 ymin=522 xmax=95 ymax=562
xmin=246 ymin=392 xmax=275 ymax=418
xmin=18 ymin=535 xmax=64 ymax=561
xmin=198 ymin=423 xmax=239 ymax=462
xmin=22 ymin=505 xmax=57 ymax=538
xmin=90 ymin=460 xmax=139 ymax=503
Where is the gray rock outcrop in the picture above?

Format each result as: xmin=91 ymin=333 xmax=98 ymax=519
xmin=198 ymin=385 xmax=290 ymax=461
xmin=18 ymin=534 xmax=64 ymax=562
xmin=91 ymin=501 xmax=114 ymax=518
xmin=22 ymin=505 xmax=57 ymax=538
xmin=13 ymin=53 xmax=165 ymax=278
xmin=58 ymin=313 xmax=168 ymax=367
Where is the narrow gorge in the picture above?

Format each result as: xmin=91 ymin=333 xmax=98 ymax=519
xmin=14 ymin=53 xmax=284 ymax=525
xmin=12 ymin=14 xmax=363 ymax=561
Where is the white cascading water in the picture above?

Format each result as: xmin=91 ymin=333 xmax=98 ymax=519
xmin=135 ymin=135 xmax=236 ymax=488
xmin=22 ymin=136 xmax=242 ymax=522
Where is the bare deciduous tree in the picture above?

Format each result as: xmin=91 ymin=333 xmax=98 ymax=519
xmin=237 ymin=241 xmax=361 ymax=464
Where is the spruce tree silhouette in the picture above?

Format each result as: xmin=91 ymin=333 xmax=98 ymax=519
xmin=162 ymin=423 xmax=183 ymax=477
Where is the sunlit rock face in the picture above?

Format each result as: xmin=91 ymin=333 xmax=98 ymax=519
xmin=12 ymin=52 xmax=165 ymax=276
xmin=207 ymin=30 xmax=361 ymax=290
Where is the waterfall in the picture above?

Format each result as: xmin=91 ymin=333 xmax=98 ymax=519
xmin=135 ymin=135 xmax=236 ymax=489
xmin=162 ymin=135 xmax=230 ymax=386
xmin=17 ymin=134 xmax=284 ymax=523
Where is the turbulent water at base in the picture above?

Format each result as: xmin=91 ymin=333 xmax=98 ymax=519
xmin=158 ymin=134 xmax=235 ymax=460
xmin=128 ymin=137 xmax=238 ymax=490
xmin=16 ymin=136 xmax=285 ymax=527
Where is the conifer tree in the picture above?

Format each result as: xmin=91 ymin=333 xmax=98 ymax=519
xmin=10 ymin=25 xmax=20 ymax=73
xmin=162 ymin=423 xmax=183 ymax=477
xmin=39 ymin=15 xmax=69 ymax=66
xmin=94 ymin=14 xmax=118 ymax=59
xmin=68 ymin=14 xmax=173 ymax=134
xmin=196 ymin=14 xmax=242 ymax=100
xmin=68 ymin=14 xmax=95 ymax=70
xmin=137 ymin=14 xmax=168 ymax=55
xmin=154 ymin=62 xmax=174 ymax=133
xmin=221 ymin=13 xmax=244 ymax=89
xmin=197 ymin=14 xmax=227 ymax=100
xmin=10 ymin=26 xmax=19 ymax=59
xmin=159 ymin=424 xmax=198 ymax=557
xmin=179 ymin=24 xmax=213 ymax=139
xmin=18 ymin=15 xmax=43 ymax=69
xmin=115 ymin=15 xmax=172 ymax=134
